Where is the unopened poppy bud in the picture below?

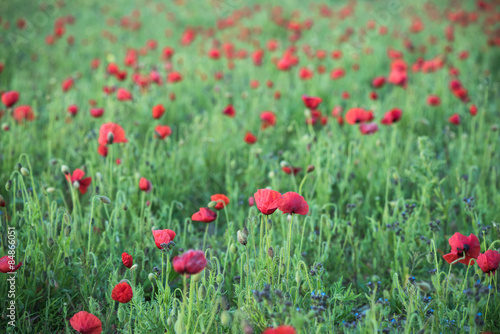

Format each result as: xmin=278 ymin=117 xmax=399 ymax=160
xmin=304 ymin=109 xmax=311 ymax=118
xmin=187 ymin=223 xmax=194 ymax=233
xmin=280 ymin=160 xmax=290 ymax=168
xmin=1 ymin=123 xmax=9 ymax=131
xmin=307 ymin=165 xmax=315 ymax=173
xmin=216 ymin=274 xmax=224 ymax=284
xmin=416 ymin=281 xmax=432 ymax=293
xmin=5 ymin=180 xmax=12 ymax=191
xmin=49 ymin=158 xmax=57 ymax=166
xmin=426 ymin=253 xmax=434 ymax=264
xmin=295 ymin=271 xmax=302 ymax=284
xmin=99 ymin=196 xmax=111 ymax=204
xmin=221 ymin=311 xmax=232 ymax=327
xmin=237 ymin=230 xmax=247 ymax=246
xmin=20 ymin=167 xmax=30 ymax=176
xmin=230 ymin=243 xmax=238 ymax=254
xmin=130 ymin=264 xmax=138 ymax=271
xmin=41 ymin=271 xmax=47 ymax=283
xmin=49 ymin=278 xmax=56 ymax=287
xmin=15 ymin=163 xmax=22 ymax=172
xmin=117 ymin=306 xmax=125 ymax=322
xmin=208 ymin=201 xmax=217 ymax=209
xmin=47 ymin=237 xmax=54 ymax=248
xmin=96 ymin=172 xmax=103 ymax=182
xmin=148 ymin=273 xmax=156 ymax=282
xmin=64 ymin=257 xmax=70 ymax=266
xmin=174 ymin=316 xmax=185 ymax=333
xmin=61 ymin=165 xmax=70 ymax=175
xmin=192 ymin=272 xmax=202 ymax=283
xmin=492 ymin=124 xmax=499 ymax=132
xmin=268 ymin=171 xmax=275 ymax=179
xmin=107 ymin=132 xmax=114 ymax=144
xmin=167 ymin=316 xmax=173 ymax=326
xmin=268 ymin=247 xmax=274 ymax=259
xmin=64 ymin=225 xmax=71 ymax=236
xmin=72 ymin=181 xmax=80 ymax=189
xmin=46 ymin=187 xmax=56 ymax=193
xmin=92 ymin=267 xmax=98 ymax=276
xmin=242 ymin=227 xmax=249 ymax=237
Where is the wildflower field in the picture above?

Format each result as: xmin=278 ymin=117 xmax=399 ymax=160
xmin=1 ymin=0 xmax=500 ymax=333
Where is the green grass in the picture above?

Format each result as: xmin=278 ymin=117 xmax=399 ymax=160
xmin=1 ymin=0 xmax=500 ymax=333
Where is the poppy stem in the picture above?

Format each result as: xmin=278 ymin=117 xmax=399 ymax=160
xmin=87 ymin=197 xmax=96 ymax=255
xmin=485 ymin=275 xmax=492 ymax=321
xmin=286 ymin=214 xmax=294 ymax=282
xmin=186 ymin=275 xmax=195 ymax=333
xmin=246 ymin=245 xmax=251 ymax=299
xmin=139 ymin=191 xmax=145 ymax=239
xmin=203 ymin=224 xmax=209 ymax=250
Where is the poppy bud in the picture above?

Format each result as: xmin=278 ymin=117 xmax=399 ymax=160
xmin=268 ymin=171 xmax=275 ymax=179
xmin=64 ymin=225 xmax=71 ymax=236
xmin=20 ymin=167 xmax=30 ymax=176
xmin=216 ymin=274 xmax=224 ymax=284
xmin=2 ymin=123 xmax=9 ymax=131
xmin=237 ymin=230 xmax=247 ymax=246
xmin=96 ymin=172 xmax=103 ymax=182
xmin=130 ymin=264 xmax=138 ymax=271
xmin=64 ymin=257 xmax=70 ymax=266
xmin=99 ymin=196 xmax=111 ymax=204
xmin=174 ymin=316 xmax=185 ymax=333
xmin=15 ymin=163 xmax=22 ymax=172
xmin=41 ymin=271 xmax=48 ymax=283
xmin=208 ymin=201 xmax=217 ymax=208
xmin=295 ymin=271 xmax=302 ymax=284
xmin=280 ymin=160 xmax=290 ymax=168
xmin=117 ymin=306 xmax=125 ymax=322
xmin=221 ymin=311 xmax=232 ymax=327
xmin=61 ymin=165 xmax=70 ymax=175
xmin=107 ymin=132 xmax=114 ymax=144
xmin=416 ymin=281 xmax=432 ymax=293
xmin=46 ymin=187 xmax=56 ymax=193
xmin=492 ymin=124 xmax=499 ymax=132
xmin=47 ymin=237 xmax=54 ymax=248
xmin=5 ymin=180 xmax=12 ymax=191
xmin=268 ymin=247 xmax=274 ymax=258
xmin=426 ymin=253 xmax=434 ymax=264
xmin=72 ymin=181 xmax=80 ymax=189
xmin=198 ymin=284 xmax=207 ymax=300
xmin=230 ymin=243 xmax=238 ymax=254
xmin=242 ymin=227 xmax=249 ymax=237
xmin=307 ymin=165 xmax=315 ymax=173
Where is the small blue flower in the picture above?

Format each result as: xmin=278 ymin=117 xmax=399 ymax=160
xmin=477 ymin=312 xmax=482 ymax=316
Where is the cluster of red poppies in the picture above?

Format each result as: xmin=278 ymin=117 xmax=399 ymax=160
xmin=443 ymin=232 xmax=500 ymax=275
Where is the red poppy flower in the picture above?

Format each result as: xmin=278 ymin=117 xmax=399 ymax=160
xmin=302 ymin=96 xmax=322 ymax=109
xmin=97 ymin=145 xmax=108 ymax=157
xmin=248 ymin=197 xmax=255 ymax=206
xmin=162 ymin=47 xmax=174 ymax=60
xmin=443 ymin=232 xmax=480 ymax=265
xmin=152 ymin=229 xmax=176 ymax=249
xmin=244 ymin=132 xmax=257 ymax=144
xmin=449 ymin=113 xmax=460 ymax=125
xmin=68 ymin=104 xmax=78 ymax=116
xmin=372 ymin=76 xmax=386 ymax=88
xmin=477 ymin=250 xmax=500 ymax=275
xmin=122 ymin=252 xmax=133 ymax=268
xmin=90 ymin=108 xmax=104 ymax=118
xmin=13 ymin=105 xmax=34 ymax=123
xmin=299 ymin=67 xmax=313 ymax=80
xmin=223 ymin=105 xmax=236 ymax=117
xmin=380 ymin=108 xmax=403 ymax=125
xmin=2 ymin=91 xmax=20 ymax=107
xmin=211 ymin=194 xmax=229 ymax=210
xmin=70 ymin=311 xmax=102 ymax=334
xmin=469 ymin=104 xmax=477 ymax=116
xmin=155 ymin=125 xmax=172 ymax=139
xmin=98 ymin=123 xmax=128 ymax=146
xmin=262 ymin=325 xmax=297 ymax=334
xmin=360 ymin=122 xmax=379 ymax=135
xmin=273 ymin=192 xmax=309 ymax=215
xmin=152 ymin=104 xmax=165 ymax=119
xmin=282 ymin=166 xmax=302 ymax=175
xmin=427 ymin=95 xmax=440 ymax=106
xmin=208 ymin=48 xmax=220 ymax=59
xmin=254 ymin=189 xmax=281 ymax=215
xmin=172 ymin=250 xmax=207 ymax=275
xmin=167 ymin=72 xmax=182 ymax=83
xmin=345 ymin=108 xmax=373 ymax=125
xmin=111 ymin=282 xmax=133 ymax=303
xmin=0 ymin=256 xmax=22 ymax=273
xmin=139 ymin=177 xmax=153 ymax=193
xmin=116 ymin=88 xmax=132 ymax=101
xmin=62 ymin=78 xmax=74 ymax=92
xmin=261 ymin=111 xmax=277 ymax=129
xmin=191 ymin=207 xmax=217 ymax=223
xmin=330 ymin=68 xmax=345 ymax=80
xmin=252 ymin=49 xmax=264 ymax=66
xmin=370 ymin=91 xmax=378 ymax=100
xmin=65 ymin=169 xmax=92 ymax=194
